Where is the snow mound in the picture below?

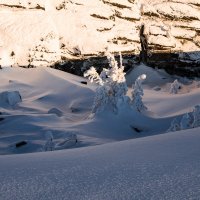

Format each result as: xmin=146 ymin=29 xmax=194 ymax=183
xmin=48 ymin=107 xmax=63 ymax=117
xmin=0 ymin=91 xmax=22 ymax=106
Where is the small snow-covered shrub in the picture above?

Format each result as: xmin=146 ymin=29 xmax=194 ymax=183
xmin=44 ymin=131 xmax=55 ymax=151
xmin=84 ymin=52 xmax=128 ymax=114
xmin=0 ymin=91 xmax=22 ymax=106
xmin=170 ymin=79 xmax=181 ymax=94
xmin=131 ymin=74 xmax=147 ymax=112
xmin=55 ymin=133 xmax=77 ymax=150
xmin=168 ymin=105 xmax=200 ymax=132
xmin=180 ymin=113 xmax=192 ymax=130
xmin=192 ymin=105 xmax=200 ymax=128
xmin=167 ymin=118 xmax=180 ymax=132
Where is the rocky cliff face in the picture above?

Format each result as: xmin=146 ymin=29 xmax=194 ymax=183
xmin=0 ymin=0 xmax=199 ymax=76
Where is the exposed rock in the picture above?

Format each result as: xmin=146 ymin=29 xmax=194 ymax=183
xmin=173 ymin=20 xmax=200 ymax=31
xmin=103 ymin=0 xmax=134 ymax=9
xmin=148 ymin=35 xmax=176 ymax=49
xmin=154 ymin=2 xmax=200 ymax=20
xmin=171 ymin=27 xmax=196 ymax=40
xmin=149 ymin=25 xmax=169 ymax=37
xmin=115 ymin=6 xmax=141 ymax=21
xmin=0 ymin=0 xmax=199 ymax=76
xmin=142 ymin=4 xmax=160 ymax=17
xmin=194 ymin=36 xmax=200 ymax=47
xmin=80 ymin=81 xmax=87 ymax=85
xmin=15 ymin=141 xmax=27 ymax=148
xmin=171 ymin=0 xmax=200 ymax=7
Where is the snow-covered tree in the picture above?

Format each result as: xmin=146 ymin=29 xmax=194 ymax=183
xmin=192 ymin=105 xmax=200 ymax=128
xmin=167 ymin=118 xmax=180 ymax=132
xmin=131 ymin=74 xmax=147 ymax=112
xmin=170 ymin=79 xmax=181 ymax=94
xmin=84 ymin=67 xmax=103 ymax=85
xmin=84 ymin=52 xmax=128 ymax=114
xmin=180 ymin=113 xmax=192 ymax=130
xmin=44 ymin=131 xmax=55 ymax=151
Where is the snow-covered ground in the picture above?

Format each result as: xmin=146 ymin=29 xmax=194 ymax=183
xmin=1 ymin=126 xmax=200 ymax=200
xmin=0 ymin=62 xmax=200 ymax=199
xmin=1 ymin=65 xmax=200 ymax=155
xmin=0 ymin=0 xmax=200 ymax=199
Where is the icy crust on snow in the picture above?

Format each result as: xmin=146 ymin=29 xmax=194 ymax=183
xmin=0 ymin=0 xmax=200 ymax=67
xmin=1 ymin=128 xmax=200 ymax=200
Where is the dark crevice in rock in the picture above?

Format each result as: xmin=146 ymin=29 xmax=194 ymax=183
xmin=51 ymin=54 xmax=139 ymax=76
xmin=50 ymin=49 xmax=200 ymax=78
xmin=0 ymin=4 xmax=45 ymax=10
xmin=139 ymin=24 xmax=148 ymax=63
xmin=157 ymin=13 xmax=199 ymax=21
xmin=97 ymin=27 xmax=113 ymax=32
xmin=103 ymin=1 xmax=131 ymax=9
xmin=147 ymin=52 xmax=200 ymax=77
xmin=0 ymin=4 xmax=26 ymax=9
xmin=30 ymin=5 xmax=45 ymax=10
xmin=90 ymin=14 xmax=110 ymax=20
xmin=143 ymin=12 xmax=160 ymax=17
xmin=116 ymin=15 xmax=140 ymax=22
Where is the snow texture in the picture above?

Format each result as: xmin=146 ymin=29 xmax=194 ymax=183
xmin=1 ymin=128 xmax=200 ymax=200
xmin=0 ymin=63 xmax=200 ymax=199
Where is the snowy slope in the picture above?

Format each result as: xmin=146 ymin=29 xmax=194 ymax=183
xmin=0 ymin=1 xmax=200 ymax=199
xmin=1 ymin=128 xmax=200 ymax=200
xmin=0 ymin=66 xmax=168 ymax=154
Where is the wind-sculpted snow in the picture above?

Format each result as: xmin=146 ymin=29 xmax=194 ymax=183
xmin=0 ymin=65 xmax=200 ymax=155
xmin=0 ymin=66 xmax=171 ymax=155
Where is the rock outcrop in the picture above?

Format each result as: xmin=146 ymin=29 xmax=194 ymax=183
xmin=0 ymin=0 xmax=199 ymax=76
